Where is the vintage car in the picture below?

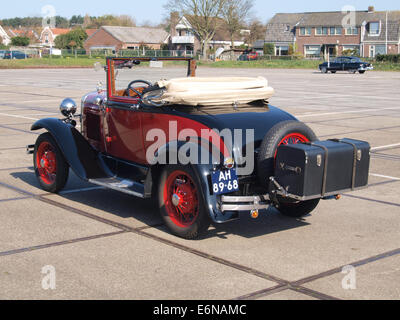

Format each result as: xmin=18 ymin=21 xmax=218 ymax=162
xmin=27 ymin=57 xmax=371 ymax=239
xmin=319 ymin=56 xmax=373 ymax=74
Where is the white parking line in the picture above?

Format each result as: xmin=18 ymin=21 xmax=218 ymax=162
xmin=0 ymin=113 xmax=38 ymax=121
xmin=296 ymin=107 xmax=400 ymax=118
xmin=370 ymin=173 xmax=400 ymax=181
xmin=371 ymin=143 xmax=400 ymax=151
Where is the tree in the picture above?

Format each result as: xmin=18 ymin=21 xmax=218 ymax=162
xmin=54 ymin=29 xmax=88 ymax=49
xmin=86 ymin=15 xmax=136 ymax=28
xmin=70 ymin=15 xmax=84 ymax=26
xmin=11 ymin=36 xmax=30 ymax=47
xmin=245 ymin=19 xmax=266 ymax=47
xmin=83 ymin=14 xmax=92 ymax=28
xmin=55 ymin=16 xmax=70 ymax=28
xmin=165 ymin=0 xmax=227 ymax=60
xmin=263 ymin=43 xmax=274 ymax=55
xmin=222 ymin=0 xmax=253 ymax=52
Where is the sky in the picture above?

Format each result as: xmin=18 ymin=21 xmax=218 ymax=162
xmin=0 ymin=0 xmax=398 ymax=25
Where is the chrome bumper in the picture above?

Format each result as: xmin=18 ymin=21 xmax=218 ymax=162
xmin=220 ymin=194 xmax=271 ymax=212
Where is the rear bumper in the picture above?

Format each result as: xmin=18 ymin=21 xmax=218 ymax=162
xmin=359 ymin=66 xmax=373 ymax=71
xmin=220 ymin=194 xmax=270 ymax=212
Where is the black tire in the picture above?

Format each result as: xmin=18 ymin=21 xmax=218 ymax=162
xmin=158 ymin=165 xmax=211 ymax=239
xmin=277 ymin=198 xmax=320 ymax=218
xmin=359 ymin=70 xmax=365 ymax=74
xmin=331 ymin=71 xmax=337 ymax=74
xmin=257 ymin=121 xmax=320 ymax=218
xmin=34 ymin=132 xmax=69 ymax=193
xmin=258 ymin=120 xmax=317 ymax=184
xmin=321 ymin=67 xmax=328 ymax=73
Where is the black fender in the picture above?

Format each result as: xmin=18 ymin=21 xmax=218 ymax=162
xmin=31 ymin=118 xmax=108 ymax=180
xmin=151 ymin=141 xmax=236 ymax=223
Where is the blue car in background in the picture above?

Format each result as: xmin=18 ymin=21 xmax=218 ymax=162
xmin=3 ymin=50 xmax=28 ymax=59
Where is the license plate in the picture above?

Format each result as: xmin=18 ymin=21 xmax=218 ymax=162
xmin=211 ymin=169 xmax=239 ymax=195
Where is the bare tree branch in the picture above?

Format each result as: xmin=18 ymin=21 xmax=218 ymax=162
xmin=165 ymin=0 xmax=227 ymax=59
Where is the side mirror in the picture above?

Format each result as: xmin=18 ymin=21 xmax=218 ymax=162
xmin=60 ymin=98 xmax=77 ymax=117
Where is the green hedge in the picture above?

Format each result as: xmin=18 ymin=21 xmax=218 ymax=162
xmin=376 ymin=54 xmax=400 ymax=63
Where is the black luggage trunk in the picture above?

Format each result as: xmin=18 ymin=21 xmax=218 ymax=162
xmin=275 ymin=138 xmax=370 ymax=200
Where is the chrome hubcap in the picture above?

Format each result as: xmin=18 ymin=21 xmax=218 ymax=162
xmin=172 ymin=194 xmax=180 ymax=207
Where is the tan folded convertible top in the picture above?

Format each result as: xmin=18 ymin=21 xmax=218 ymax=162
xmin=154 ymin=77 xmax=274 ymax=106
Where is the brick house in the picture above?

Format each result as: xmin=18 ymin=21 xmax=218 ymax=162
xmin=40 ymin=27 xmax=71 ymax=47
xmin=254 ymin=13 xmax=303 ymax=56
xmin=257 ymin=8 xmax=400 ymax=58
xmin=84 ymin=26 xmax=170 ymax=53
xmin=6 ymin=28 xmax=40 ymax=44
xmin=361 ymin=11 xmax=400 ymax=57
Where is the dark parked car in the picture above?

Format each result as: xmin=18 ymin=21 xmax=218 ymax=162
xmin=319 ymin=56 xmax=373 ymax=74
xmin=27 ymin=57 xmax=370 ymax=239
xmin=3 ymin=50 xmax=28 ymax=59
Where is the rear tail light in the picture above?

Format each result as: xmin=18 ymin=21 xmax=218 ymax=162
xmin=224 ymin=158 xmax=235 ymax=169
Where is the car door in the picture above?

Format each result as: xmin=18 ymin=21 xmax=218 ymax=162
xmin=330 ymin=58 xmax=341 ymax=71
xmin=104 ymin=98 xmax=146 ymax=165
xmin=342 ymin=58 xmax=351 ymax=70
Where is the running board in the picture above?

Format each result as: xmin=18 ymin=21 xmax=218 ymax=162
xmin=88 ymin=177 xmax=145 ymax=198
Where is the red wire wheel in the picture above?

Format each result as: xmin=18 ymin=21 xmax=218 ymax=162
xmin=163 ymin=170 xmax=199 ymax=228
xmin=36 ymin=141 xmax=57 ymax=185
xmin=278 ymin=132 xmax=309 ymax=146
xmin=258 ymin=120 xmax=318 ymax=186
xmin=274 ymin=132 xmax=309 ymax=158
xmin=34 ymin=133 xmax=69 ymax=193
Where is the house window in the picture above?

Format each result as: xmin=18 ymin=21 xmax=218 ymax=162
xmin=316 ymin=27 xmax=328 ymax=35
xmin=305 ymin=45 xmax=321 ymax=57
xmin=369 ymin=44 xmax=386 ymax=57
xmin=345 ymin=27 xmax=358 ymax=35
xmin=342 ymin=45 xmax=360 ymax=55
xmin=369 ymin=22 xmax=380 ymax=35
xmin=275 ymin=45 xmax=289 ymax=56
xmin=300 ymin=27 xmax=311 ymax=36
xmin=330 ymin=27 xmax=342 ymax=35
xmin=375 ymin=44 xmax=386 ymax=55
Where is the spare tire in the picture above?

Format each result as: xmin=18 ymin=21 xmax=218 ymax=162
xmin=257 ymin=120 xmax=317 ymax=186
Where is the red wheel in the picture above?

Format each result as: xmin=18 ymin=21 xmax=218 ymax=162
xmin=274 ymin=132 xmax=309 ymax=158
xmin=257 ymin=121 xmax=320 ymax=218
xmin=164 ymin=170 xmax=199 ymax=228
xmin=34 ymin=133 xmax=69 ymax=193
xmin=158 ymin=165 xmax=210 ymax=239
xmin=36 ymin=141 xmax=57 ymax=185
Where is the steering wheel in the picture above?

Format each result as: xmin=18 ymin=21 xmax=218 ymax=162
xmin=126 ymin=80 xmax=153 ymax=98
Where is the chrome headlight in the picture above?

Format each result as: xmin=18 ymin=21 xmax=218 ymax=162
xmin=60 ymin=98 xmax=77 ymax=117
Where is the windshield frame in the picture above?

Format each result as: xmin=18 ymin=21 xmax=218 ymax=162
xmin=106 ymin=57 xmax=196 ymax=103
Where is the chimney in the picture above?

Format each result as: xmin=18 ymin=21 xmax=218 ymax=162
xmin=368 ymin=6 xmax=374 ymax=13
